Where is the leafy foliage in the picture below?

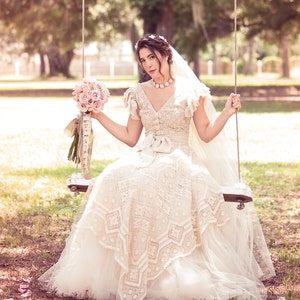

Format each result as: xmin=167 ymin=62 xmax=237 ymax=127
xmin=241 ymin=0 xmax=300 ymax=40
xmin=0 ymin=0 xmax=132 ymax=77
xmin=1 ymin=0 xmax=300 ymax=78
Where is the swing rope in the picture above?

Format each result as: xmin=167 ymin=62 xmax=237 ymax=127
xmin=233 ymin=0 xmax=241 ymax=182
xmin=75 ymin=0 xmax=86 ymax=174
xmin=192 ymin=0 xmax=242 ymax=184
xmin=81 ymin=0 xmax=85 ymax=79
xmin=220 ymin=0 xmax=253 ymax=209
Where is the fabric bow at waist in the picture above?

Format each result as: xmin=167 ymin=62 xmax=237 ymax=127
xmin=136 ymin=134 xmax=172 ymax=167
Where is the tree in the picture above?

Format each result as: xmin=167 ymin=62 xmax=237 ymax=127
xmin=1 ymin=0 xmax=89 ymax=77
xmin=128 ymin=0 xmax=238 ymax=79
xmin=0 ymin=0 xmax=131 ymax=78
xmin=241 ymin=0 xmax=300 ymax=78
xmin=173 ymin=0 xmax=236 ymax=77
xmin=128 ymin=0 xmax=177 ymax=81
xmin=129 ymin=0 xmax=174 ymax=42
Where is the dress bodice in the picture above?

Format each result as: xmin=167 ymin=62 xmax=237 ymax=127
xmin=124 ymin=82 xmax=198 ymax=154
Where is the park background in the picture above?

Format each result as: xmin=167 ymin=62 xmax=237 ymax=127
xmin=0 ymin=1 xmax=300 ymax=300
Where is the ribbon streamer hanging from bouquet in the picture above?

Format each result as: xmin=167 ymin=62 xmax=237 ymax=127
xmin=65 ymin=113 xmax=94 ymax=179
xmin=79 ymin=113 xmax=93 ymax=178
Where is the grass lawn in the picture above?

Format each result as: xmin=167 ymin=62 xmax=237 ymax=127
xmin=0 ymin=73 xmax=300 ymax=90
xmin=0 ymin=161 xmax=299 ymax=300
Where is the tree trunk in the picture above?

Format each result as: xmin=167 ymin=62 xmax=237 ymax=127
xmin=130 ymin=23 xmax=139 ymax=53
xmin=243 ymin=37 xmax=255 ymax=75
xmin=281 ymin=32 xmax=290 ymax=78
xmin=46 ymin=46 xmax=74 ymax=78
xmin=156 ymin=0 xmax=174 ymax=43
xmin=139 ymin=0 xmax=174 ymax=82
xmin=39 ymin=52 xmax=46 ymax=77
xmin=142 ymin=5 xmax=158 ymax=35
xmin=193 ymin=48 xmax=200 ymax=78
xmin=212 ymin=42 xmax=218 ymax=75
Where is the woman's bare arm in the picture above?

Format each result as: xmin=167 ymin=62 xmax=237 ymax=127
xmin=91 ymin=111 xmax=143 ymax=147
xmin=193 ymin=93 xmax=241 ymax=143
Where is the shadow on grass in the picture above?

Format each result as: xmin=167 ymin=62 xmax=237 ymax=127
xmin=6 ymin=160 xmax=112 ymax=180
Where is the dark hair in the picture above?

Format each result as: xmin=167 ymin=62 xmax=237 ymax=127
xmin=135 ymin=33 xmax=173 ymax=80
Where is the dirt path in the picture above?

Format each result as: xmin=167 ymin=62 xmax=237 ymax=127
xmin=0 ymin=97 xmax=299 ymax=169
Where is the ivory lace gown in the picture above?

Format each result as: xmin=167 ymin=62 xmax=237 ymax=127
xmin=39 ymin=82 xmax=275 ymax=300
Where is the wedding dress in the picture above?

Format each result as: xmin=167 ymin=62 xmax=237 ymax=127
xmin=39 ymin=77 xmax=275 ymax=300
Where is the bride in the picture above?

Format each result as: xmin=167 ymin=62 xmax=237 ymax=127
xmin=39 ymin=33 xmax=275 ymax=300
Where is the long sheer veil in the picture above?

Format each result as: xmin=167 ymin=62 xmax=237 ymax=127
xmin=171 ymin=46 xmax=275 ymax=281
xmin=171 ymin=46 xmax=238 ymax=186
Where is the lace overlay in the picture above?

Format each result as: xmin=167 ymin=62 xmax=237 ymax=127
xmin=39 ymin=82 xmax=275 ymax=300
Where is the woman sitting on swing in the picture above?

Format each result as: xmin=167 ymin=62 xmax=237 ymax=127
xmin=39 ymin=34 xmax=275 ymax=300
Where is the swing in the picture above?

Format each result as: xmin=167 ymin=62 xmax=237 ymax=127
xmin=220 ymin=0 xmax=253 ymax=209
xmin=192 ymin=0 xmax=253 ymax=209
xmin=67 ymin=0 xmax=253 ymax=210
xmin=66 ymin=0 xmax=103 ymax=195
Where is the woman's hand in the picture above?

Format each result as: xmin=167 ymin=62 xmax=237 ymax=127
xmin=224 ymin=93 xmax=241 ymax=116
xmin=91 ymin=110 xmax=103 ymax=120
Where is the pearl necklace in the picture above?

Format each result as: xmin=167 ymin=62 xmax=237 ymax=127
xmin=152 ymin=77 xmax=174 ymax=89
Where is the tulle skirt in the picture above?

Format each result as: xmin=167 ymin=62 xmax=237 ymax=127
xmin=39 ymin=150 xmax=275 ymax=300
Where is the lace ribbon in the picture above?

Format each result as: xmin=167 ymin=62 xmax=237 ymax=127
xmin=65 ymin=113 xmax=93 ymax=179
xmin=79 ymin=113 xmax=93 ymax=179
xmin=136 ymin=133 xmax=172 ymax=167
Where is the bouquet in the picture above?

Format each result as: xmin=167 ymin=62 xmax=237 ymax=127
xmin=66 ymin=79 xmax=110 ymax=179
xmin=72 ymin=79 xmax=110 ymax=113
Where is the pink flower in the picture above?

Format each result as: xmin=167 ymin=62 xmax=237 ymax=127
xmin=78 ymin=102 xmax=88 ymax=113
xmin=79 ymin=93 xmax=91 ymax=104
xmin=72 ymin=79 xmax=110 ymax=113
xmin=82 ymin=83 xmax=90 ymax=94
xmin=90 ymin=90 xmax=102 ymax=101
xmin=93 ymin=100 xmax=103 ymax=113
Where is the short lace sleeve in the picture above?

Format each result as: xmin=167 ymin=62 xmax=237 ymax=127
xmin=185 ymin=81 xmax=212 ymax=117
xmin=123 ymin=87 xmax=140 ymax=120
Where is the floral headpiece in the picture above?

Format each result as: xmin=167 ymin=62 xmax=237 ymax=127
xmin=135 ymin=34 xmax=168 ymax=49
xmin=148 ymin=34 xmax=167 ymax=42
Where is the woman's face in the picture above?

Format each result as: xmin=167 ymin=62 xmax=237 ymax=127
xmin=139 ymin=47 xmax=169 ymax=81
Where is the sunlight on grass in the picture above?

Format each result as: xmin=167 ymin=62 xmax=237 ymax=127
xmin=0 ymin=160 xmax=111 ymax=218
xmin=242 ymin=162 xmax=300 ymax=196
xmin=201 ymin=73 xmax=300 ymax=87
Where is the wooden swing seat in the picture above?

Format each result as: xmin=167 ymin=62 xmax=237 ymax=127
xmin=223 ymin=193 xmax=253 ymax=210
xmin=66 ymin=173 xmax=253 ymax=210
xmin=67 ymin=174 xmax=90 ymax=195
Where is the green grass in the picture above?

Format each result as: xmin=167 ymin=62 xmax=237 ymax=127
xmin=1 ymin=73 xmax=300 ymax=88
xmin=201 ymin=74 xmax=300 ymax=87
xmin=242 ymin=162 xmax=300 ymax=197
xmin=213 ymin=100 xmax=300 ymax=113
xmin=0 ymin=161 xmax=110 ymax=219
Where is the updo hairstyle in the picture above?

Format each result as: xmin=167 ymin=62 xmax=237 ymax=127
xmin=135 ymin=34 xmax=173 ymax=80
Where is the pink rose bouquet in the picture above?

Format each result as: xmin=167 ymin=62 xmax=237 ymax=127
xmin=72 ymin=79 xmax=110 ymax=113
xmin=66 ymin=79 xmax=110 ymax=177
